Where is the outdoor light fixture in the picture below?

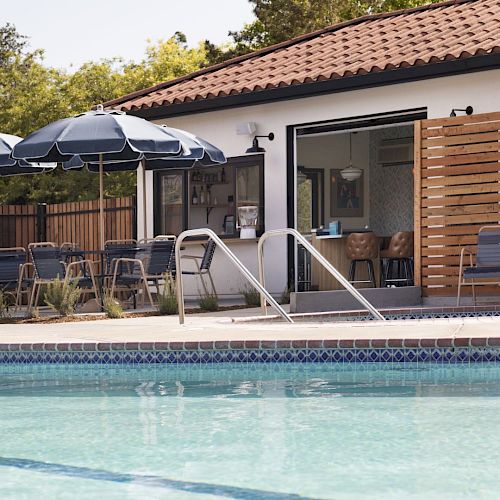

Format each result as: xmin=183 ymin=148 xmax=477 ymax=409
xmin=450 ymin=106 xmax=473 ymax=117
xmin=246 ymin=133 xmax=274 ymax=153
xmin=340 ymin=132 xmax=363 ymax=182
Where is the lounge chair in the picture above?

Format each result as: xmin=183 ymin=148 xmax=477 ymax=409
xmin=457 ymin=225 xmax=500 ymax=306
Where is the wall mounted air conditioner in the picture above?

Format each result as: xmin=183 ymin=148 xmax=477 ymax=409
xmin=377 ymin=138 xmax=414 ymax=166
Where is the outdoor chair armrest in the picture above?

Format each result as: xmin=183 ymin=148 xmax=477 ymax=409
xmin=66 ymin=259 xmax=97 ymax=277
xmin=110 ymin=257 xmax=146 ymax=277
xmin=18 ymin=262 xmax=33 ymax=281
xmin=181 ymin=255 xmax=203 ymax=260
xmin=458 ymin=246 xmax=475 ymax=275
xmin=460 ymin=246 xmax=475 ymax=256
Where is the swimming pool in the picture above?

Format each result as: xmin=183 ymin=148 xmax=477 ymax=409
xmin=0 ymin=363 xmax=499 ymax=499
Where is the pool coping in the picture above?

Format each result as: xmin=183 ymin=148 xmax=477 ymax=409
xmin=0 ymin=336 xmax=499 ymax=352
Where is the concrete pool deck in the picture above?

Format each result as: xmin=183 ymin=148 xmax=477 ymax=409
xmin=0 ymin=308 xmax=499 ymax=349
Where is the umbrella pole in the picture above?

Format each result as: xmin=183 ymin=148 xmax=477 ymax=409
xmin=142 ymin=160 xmax=147 ymax=241
xmin=99 ymin=154 xmax=105 ymax=250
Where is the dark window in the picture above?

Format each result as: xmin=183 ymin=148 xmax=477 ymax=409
xmin=154 ymin=155 xmax=264 ymax=237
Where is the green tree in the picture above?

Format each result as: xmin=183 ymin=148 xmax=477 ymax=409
xmin=0 ymin=27 xmax=206 ymax=204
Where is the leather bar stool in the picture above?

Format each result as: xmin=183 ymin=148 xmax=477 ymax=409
xmin=345 ymin=232 xmax=379 ymax=288
xmin=380 ymin=231 xmax=414 ymax=287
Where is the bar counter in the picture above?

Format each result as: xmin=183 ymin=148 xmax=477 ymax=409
xmin=311 ymin=233 xmax=380 ymax=290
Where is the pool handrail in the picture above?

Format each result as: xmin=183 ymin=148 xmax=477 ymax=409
xmin=257 ymin=228 xmax=385 ymax=321
xmin=175 ymin=228 xmax=293 ymax=324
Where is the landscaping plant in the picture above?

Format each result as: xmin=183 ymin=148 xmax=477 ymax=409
xmin=0 ymin=291 xmax=12 ymax=319
xmin=102 ymin=292 xmax=124 ymax=319
xmin=198 ymin=292 xmax=219 ymax=312
xmin=239 ymin=283 xmax=261 ymax=307
xmin=157 ymin=275 xmax=178 ymax=315
xmin=280 ymin=286 xmax=291 ymax=305
xmin=44 ymin=277 xmax=81 ymax=317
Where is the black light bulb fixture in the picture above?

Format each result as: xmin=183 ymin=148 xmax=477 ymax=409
xmin=246 ymin=133 xmax=275 ymax=153
xmin=450 ymin=106 xmax=473 ymax=117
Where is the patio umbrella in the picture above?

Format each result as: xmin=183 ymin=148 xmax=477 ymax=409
xmin=63 ymin=124 xmax=226 ymax=241
xmin=12 ymin=106 xmax=185 ymax=248
xmin=0 ymin=133 xmax=56 ymax=176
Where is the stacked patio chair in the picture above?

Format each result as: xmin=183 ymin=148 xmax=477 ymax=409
xmin=0 ymin=247 xmax=32 ymax=310
xmin=104 ymin=239 xmax=138 ymax=277
xmin=142 ymin=237 xmax=176 ymax=296
xmin=28 ymin=242 xmax=99 ymax=311
xmin=109 ymin=243 xmax=156 ymax=308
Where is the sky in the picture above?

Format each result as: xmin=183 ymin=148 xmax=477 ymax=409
xmin=2 ymin=0 xmax=255 ymax=71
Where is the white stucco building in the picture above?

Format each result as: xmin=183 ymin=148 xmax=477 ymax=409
xmin=106 ymin=0 xmax=500 ymax=301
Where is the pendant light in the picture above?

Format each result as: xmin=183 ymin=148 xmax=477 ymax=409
xmin=340 ymin=132 xmax=362 ymax=181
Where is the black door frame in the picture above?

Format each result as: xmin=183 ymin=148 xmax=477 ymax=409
xmin=286 ymin=107 xmax=427 ymax=290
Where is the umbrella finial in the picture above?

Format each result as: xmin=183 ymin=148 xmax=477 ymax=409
xmin=95 ymin=104 xmax=104 ymax=112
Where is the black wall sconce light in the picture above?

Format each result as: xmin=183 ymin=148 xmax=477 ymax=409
xmin=246 ymin=133 xmax=275 ymax=153
xmin=450 ymin=106 xmax=473 ymax=117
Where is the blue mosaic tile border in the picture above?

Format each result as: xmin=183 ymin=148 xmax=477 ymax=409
xmin=0 ymin=347 xmax=499 ymax=364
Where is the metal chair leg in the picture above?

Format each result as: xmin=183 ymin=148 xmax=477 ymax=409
xmin=348 ymin=261 xmax=355 ymax=283
xmin=367 ymin=260 xmax=376 ymax=288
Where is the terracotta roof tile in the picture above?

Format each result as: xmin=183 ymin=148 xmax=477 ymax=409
xmin=106 ymin=0 xmax=500 ymax=111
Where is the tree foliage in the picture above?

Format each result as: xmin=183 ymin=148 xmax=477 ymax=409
xmin=0 ymin=26 xmax=206 ymax=204
xmin=206 ymin=0 xmax=435 ymax=64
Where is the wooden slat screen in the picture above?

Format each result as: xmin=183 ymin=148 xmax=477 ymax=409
xmin=414 ymin=112 xmax=500 ymax=296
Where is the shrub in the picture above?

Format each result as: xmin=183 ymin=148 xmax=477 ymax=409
xmin=25 ymin=307 xmax=40 ymax=320
xmin=44 ymin=277 xmax=81 ymax=317
xmin=102 ymin=292 xmax=124 ymax=319
xmin=280 ymin=286 xmax=291 ymax=305
xmin=239 ymin=283 xmax=261 ymax=307
xmin=0 ymin=291 xmax=12 ymax=319
xmin=157 ymin=275 xmax=178 ymax=315
xmin=198 ymin=292 xmax=218 ymax=312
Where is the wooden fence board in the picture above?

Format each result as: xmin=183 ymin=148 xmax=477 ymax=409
xmin=422 ymin=131 xmax=500 ymax=147
xmin=0 ymin=197 xmax=135 ymax=252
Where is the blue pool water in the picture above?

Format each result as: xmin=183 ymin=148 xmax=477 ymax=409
xmin=0 ymin=363 xmax=499 ymax=499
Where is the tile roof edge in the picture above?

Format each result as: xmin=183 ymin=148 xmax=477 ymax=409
xmin=103 ymin=0 xmax=478 ymax=109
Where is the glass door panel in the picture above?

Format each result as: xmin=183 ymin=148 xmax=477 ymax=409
xmin=159 ymin=172 xmax=184 ymax=235
xmin=235 ymin=163 xmax=263 ymax=232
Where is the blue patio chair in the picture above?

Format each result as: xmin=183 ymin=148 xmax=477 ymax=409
xmin=457 ymin=225 xmax=500 ymax=305
xmin=28 ymin=243 xmax=99 ymax=311
xmin=104 ymin=239 xmax=138 ymax=276
xmin=0 ymin=247 xmax=32 ymax=309
xmin=176 ymin=239 xmax=217 ymax=296
xmin=109 ymin=242 xmax=159 ymax=308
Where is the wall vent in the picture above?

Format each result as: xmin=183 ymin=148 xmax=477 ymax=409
xmin=377 ymin=138 xmax=414 ymax=166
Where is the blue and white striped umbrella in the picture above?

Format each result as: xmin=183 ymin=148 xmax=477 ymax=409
xmin=0 ymin=133 xmax=56 ymax=177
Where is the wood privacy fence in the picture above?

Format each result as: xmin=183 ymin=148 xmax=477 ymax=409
xmin=0 ymin=197 xmax=136 ymax=250
xmin=414 ymin=111 xmax=500 ymax=297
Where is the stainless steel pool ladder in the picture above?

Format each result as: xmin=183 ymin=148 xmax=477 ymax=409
xmin=257 ymin=228 xmax=385 ymax=321
xmin=175 ymin=228 xmax=293 ymax=324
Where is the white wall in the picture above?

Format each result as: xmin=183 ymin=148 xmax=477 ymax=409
xmin=138 ymin=69 xmax=500 ymax=296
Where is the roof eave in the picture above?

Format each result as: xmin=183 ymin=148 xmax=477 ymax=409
xmin=122 ymin=53 xmax=500 ymax=120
